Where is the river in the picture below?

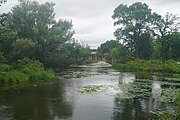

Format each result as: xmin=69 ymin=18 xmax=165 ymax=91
xmin=0 ymin=62 xmax=173 ymax=120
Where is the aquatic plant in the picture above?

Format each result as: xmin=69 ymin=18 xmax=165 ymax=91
xmin=159 ymin=88 xmax=180 ymax=103
xmin=153 ymin=92 xmax=180 ymax=120
xmin=135 ymin=72 xmax=152 ymax=79
xmin=116 ymin=79 xmax=152 ymax=99
xmin=78 ymin=85 xmax=104 ymax=94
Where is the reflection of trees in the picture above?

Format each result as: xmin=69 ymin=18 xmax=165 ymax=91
xmin=0 ymin=82 xmax=73 ymax=120
xmin=112 ymin=96 xmax=174 ymax=120
xmin=112 ymin=98 xmax=151 ymax=120
xmin=97 ymin=68 xmax=109 ymax=74
xmin=118 ymin=73 xmax=135 ymax=84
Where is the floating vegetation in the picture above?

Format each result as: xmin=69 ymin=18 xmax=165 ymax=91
xmin=161 ymin=82 xmax=180 ymax=88
xmin=116 ymin=84 xmax=136 ymax=99
xmin=59 ymin=71 xmax=89 ymax=79
xmin=151 ymin=93 xmax=180 ymax=119
xmin=158 ymin=88 xmax=180 ymax=103
xmin=161 ymin=78 xmax=180 ymax=83
xmin=116 ymin=79 xmax=152 ymax=99
xmin=78 ymin=85 xmax=104 ymax=94
xmin=135 ymin=72 xmax=152 ymax=79
xmin=151 ymin=110 xmax=178 ymax=120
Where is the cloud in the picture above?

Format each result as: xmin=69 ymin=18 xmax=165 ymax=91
xmin=0 ymin=0 xmax=180 ymax=48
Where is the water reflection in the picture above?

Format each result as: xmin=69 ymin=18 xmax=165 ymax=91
xmin=0 ymin=81 xmax=74 ymax=120
xmin=113 ymin=98 xmax=151 ymax=120
xmin=118 ymin=73 xmax=135 ymax=84
xmin=152 ymin=80 xmax=162 ymax=99
xmin=0 ymin=66 xmax=174 ymax=120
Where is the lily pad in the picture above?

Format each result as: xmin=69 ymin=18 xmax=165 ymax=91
xmin=78 ymin=85 xmax=104 ymax=94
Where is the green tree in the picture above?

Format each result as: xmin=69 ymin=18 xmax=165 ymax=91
xmin=112 ymin=2 xmax=153 ymax=59
xmin=97 ymin=40 xmax=120 ymax=54
xmin=152 ymin=13 xmax=180 ymax=62
xmin=166 ymin=32 xmax=180 ymax=60
xmin=138 ymin=33 xmax=153 ymax=59
xmin=11 ymin=39 xmax=35 ymax=60
xmin=0 ymin=51 xmax=6 ymax=63
xmin=0 ymin=27 xmax=17 ymax=55
xmin=1 ymin=1 xmax=75 ymax=65
xmin=9 ymin=1 xmax=55 ymax=62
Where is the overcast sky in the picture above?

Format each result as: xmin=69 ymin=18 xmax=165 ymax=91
xmin=1 ymin=0 xmax=180 ymax=48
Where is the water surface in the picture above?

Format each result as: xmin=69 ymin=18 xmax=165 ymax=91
xmin=0 ymin=62 xmax=172 ymax=120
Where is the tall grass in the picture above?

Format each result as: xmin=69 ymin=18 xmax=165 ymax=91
xmin=0 ymin=58 xmax=57 ymax=85
xmin=112 ymin=60 xmax=180 ymax=74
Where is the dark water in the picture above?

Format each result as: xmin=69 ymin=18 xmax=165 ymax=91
xmin=0 ymin=67 xmax=172 ymax=120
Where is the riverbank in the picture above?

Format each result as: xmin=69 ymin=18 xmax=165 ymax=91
xmin=112 ymin=60 xmax=180 ymax=74
xmin=0 ymin=58 xmax=57 ymax=86
xmin=112 ymin=60 xmax=180 ymax=119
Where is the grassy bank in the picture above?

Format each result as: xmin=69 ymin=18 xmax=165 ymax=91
xmin=0 ymin=58 xmax=57 ymax=85
xmin=112 ymin=60 xmax=180 ymax=119
xmin=112 ymin=60 xmax=180 ymax=74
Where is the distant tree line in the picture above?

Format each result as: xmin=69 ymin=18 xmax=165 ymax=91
xmin=98 ymin=2 xmax=180 ymax=63
xmin=0 ymin=1 xmax=90 ymax=67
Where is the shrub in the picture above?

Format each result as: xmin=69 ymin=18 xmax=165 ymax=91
xmin=0 ymin=70 xmax=28 ymax=84
xmin=112 ymin=60 xmax=180 ymax=74
xmin=135 ymin=72 xmax=152 ymax=79
xmin=0 ymin=58 xmax=57 ymax=85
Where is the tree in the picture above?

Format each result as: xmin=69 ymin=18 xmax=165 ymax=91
xmin=152 ymin=13 xmax=180 ymax=62
xmin=0 ymin=27 xmax=17 ymax=55
xmin=167 ymin=33 xmax=180 ymax=59
xmin=8 ymin=1 xmax=55 ymax=62
xmin=112 ymin=2 xmax=153 ymax=59
xmin=97 ymin=40 xmax=120 ymax=54
xmin=1 ymin=1 xmax=75 ymax=65
xmin=11 ymin=39 xmax=35 ymax=60
xmin=138 ymin=33 xmax=153 ymax=59
xmin=0 ymin=51 xmax=6 ymax=63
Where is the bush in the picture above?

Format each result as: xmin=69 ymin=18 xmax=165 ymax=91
xmin=0 ymin=64 xmax=12 ymax=72
xmin=135 ymin=72 xmax=152 ymax=79
xmin=112 ymin=60 xmax=180 ymax=74
xmin=0 ymin=58 xmax=57 ymax=85
xmin=0 ymin=70 xmax=28 ymax=84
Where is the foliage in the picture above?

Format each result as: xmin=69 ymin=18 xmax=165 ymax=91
xmin=135 ymin=72 xmax=152 ymax=79
xmin=170 ymin=33 xmax=180 ymax=60
xmin=155 ymin=93 xmax=180 ymax=120
xmin=0 ymin=27 xmax=17 ymax=55
xmin=0 ymin=1 xmax=75 ymax=66
xmin=11 ymin=39 xmax=35 ymax=60
xmin=152 ymin=13 xmax=180 ymax=62
xmin=0 ymin=58 xmax=57 ymax=85
xmin=116 ymin=79 xmax=152 ymax=99
xmin=112 ymin=2 xmax=153 ymax=59
xmin=159 ymin=88 xmax=180 ymax=103
xmin=112 ymin=60 xmax=180 ymax=73
xmin=97 ymin=40 xmax=121 ymax=54
xmin=112 ymin=2 xmax=180 ymax=61
xmin=97 ymin=40 xmax=129 ymax=63
xmin=0 ymin=51 xmax=6 ymax=63
xmin=174 ymin=92 xmax=180 ymax=111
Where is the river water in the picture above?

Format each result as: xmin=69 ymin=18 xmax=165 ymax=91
xmin=0 ymin=62 xmax=172 ymax=120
